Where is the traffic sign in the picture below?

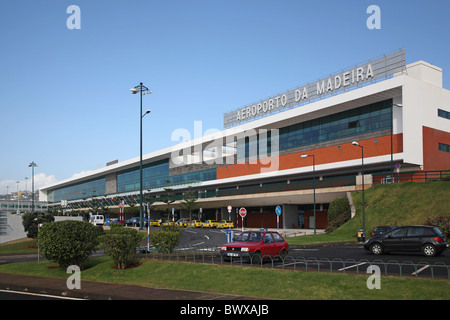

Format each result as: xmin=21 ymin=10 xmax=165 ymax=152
xmin=239 ymin=207 xmax=247 ymax=218
xmin=227 ymin=205 xmax=232 ymax=213
xmin=275 ymin=206 xmax=282 ymax=216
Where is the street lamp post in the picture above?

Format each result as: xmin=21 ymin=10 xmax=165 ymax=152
xmin=28 ymin=161 xmax=37 ymax=212
xmin=131 ymin=83 xmax=152 ymax=230
xmin=301 ymin=153 xmax=316 ymax=234
xmin=352 ymin=141 xmax=365 ymax=241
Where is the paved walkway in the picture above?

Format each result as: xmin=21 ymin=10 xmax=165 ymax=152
xmin=0 ymin=272 xmax=262 ymax=300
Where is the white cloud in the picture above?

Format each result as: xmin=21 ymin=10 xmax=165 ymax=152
xmin=0 ymin=173 xmax=58 ymax=195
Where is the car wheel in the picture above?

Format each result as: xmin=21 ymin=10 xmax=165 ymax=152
xmin=370 ymin=243 xmax=383 ymax=255
xmin=251 ymin=252 xmax=261 ymax=265
xmin=423 ymin=244 xmax=437 ymax=257
xmin=279 ymin=249 xmax=287 ymax=261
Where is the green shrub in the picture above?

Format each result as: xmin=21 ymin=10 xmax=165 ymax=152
xmin=38 ymin=220 xmax=102 ymax=269
xmin=22 ymin=211 xmax=55 ymax=239
xmin=150 ymin=228 xmax=180 ymax=254
xmin=99 ymin=224 xmax=142 ymax=269
xmin=326 ymin=197 xmax=351 ymax=232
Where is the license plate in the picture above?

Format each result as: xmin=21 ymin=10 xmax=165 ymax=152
xmin=227 ymin=252 xmax=239 ymax=257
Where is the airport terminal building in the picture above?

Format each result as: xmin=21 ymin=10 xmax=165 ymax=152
xmin=40 ymin=50 xmax=450 ymax=229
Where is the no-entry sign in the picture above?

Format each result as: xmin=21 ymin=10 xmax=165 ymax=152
xmin=239 ymin=207 xmax=247 ymax=218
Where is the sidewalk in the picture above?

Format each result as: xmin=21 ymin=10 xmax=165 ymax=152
xmin=0 ymin=272 xmax=262 ymax=300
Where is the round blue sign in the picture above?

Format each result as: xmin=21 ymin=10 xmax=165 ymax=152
xmin=275 ymin=206 xmax=282 ymax=216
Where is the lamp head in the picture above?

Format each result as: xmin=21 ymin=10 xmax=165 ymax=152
xmin=301 ymin=153 xmax=308 ymax=158
xmin=130 ymin=87 xmax=139 ymax=94
xmin=352 ymin=141 xmax=359 ymax=146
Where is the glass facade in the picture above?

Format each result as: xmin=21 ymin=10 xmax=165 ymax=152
xmin=48 ymin=178 xmax=106 ymax=203
xmin=238 ymin=99 xmax=393 ymax=159
xmin=116 ymin=159 xmax=216 ymax=193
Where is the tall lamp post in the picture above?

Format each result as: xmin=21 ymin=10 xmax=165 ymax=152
xmin=28 ymin=161 xmax=37 ymax=212
xmin=131 ymin=83 xmax=152 ymax=230
xmin=352 ymin=141 xmax=365 ymax=241
xmin=301 ymin=153 xmax=316 ymax=234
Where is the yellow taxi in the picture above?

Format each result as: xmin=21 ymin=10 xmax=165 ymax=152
xmin=190 ymin=220 xmax=203 ymax=228
xmin=216 ymin=220 xmax=234 ymax=229
xmin=176 ymin=219 xmax=190 ymax=227
xmin=202 ymin=220 xmax=218 ymax=228
xmin=148 ymin=220 xmax=161 ymax=227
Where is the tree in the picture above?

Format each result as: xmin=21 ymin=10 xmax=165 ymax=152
xmin=180 ymin=187 xmax=198 ymax=223
xmin=22 ymin=211 xmax=55 ymax=239
xmin=150 ymin=227 xmax=180 ymax=254
xmin=161 ymin=182 xmax=175 ymax=222
xmin=38 ymin=220 xmax=103 ymax=269
xmin=99 ymin=224 xmax=142 ymax=269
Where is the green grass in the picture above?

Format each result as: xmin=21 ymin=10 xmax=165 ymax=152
xmin=0 ymin=239 xmax=38 ymax=255
xmin=0 ymin=256 xmax=448 ymax=300
xmin=288 ymin=181 xmax=450 ymax=245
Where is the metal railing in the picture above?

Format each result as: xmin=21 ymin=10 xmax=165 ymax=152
xmin=138 ymin=246 xmax=450 ymax=279
xmin=373 ymin=170 xmax=450 ymax=185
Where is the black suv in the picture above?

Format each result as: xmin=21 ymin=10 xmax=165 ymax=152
xmin=364 ymin=225 xmax=447 ymax=257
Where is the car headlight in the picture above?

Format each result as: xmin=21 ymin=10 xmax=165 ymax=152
xmin=241 ymin=247 xmax=249 ymax=252
xmin=221 ymin=247 xmax=227 ymax=251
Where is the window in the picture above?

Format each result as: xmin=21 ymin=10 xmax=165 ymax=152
xmin=439 ymin=143 xmax=450 ymax=153
xmin=438 ymin=109 xmax=450 ymax=120
xmin=407 ymin=227 xmax=425 ymax=237
xmin=264 ymin=233 xmax=274 ymax=243
xmin=390 ymin=227 xmax=407 ymax=237
xmin=272 ymin=233 xmax=285 ymax=242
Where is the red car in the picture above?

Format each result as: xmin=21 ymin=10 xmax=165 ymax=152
xmin=220 ymin=230 xmax=289 ymax=263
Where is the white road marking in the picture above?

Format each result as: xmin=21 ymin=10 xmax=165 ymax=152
xmin=411 ymin=265 xmax=430 ymax=276
xmin=0 ymin=289 xmax=86 ymax=300
xmin=338 ymin=262 xmax=368 ymax=271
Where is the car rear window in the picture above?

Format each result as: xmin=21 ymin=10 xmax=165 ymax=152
xmin=432 ymin=227 xmax=444 ymax=237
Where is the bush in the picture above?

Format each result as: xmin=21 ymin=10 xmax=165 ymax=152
xmin=38 ymin=220 xmax=102 ymax=269
xmin=326 ymin=197 xmax=351 ymax=233
xmin=425 ymin=216 xmax=449 ymax=237
xmin=150 ymin=228 xmax=180 ymax=254
xmin=99 ymin=224 xmax=142 ymax=269
xmin=22 ymin=211 xmax=55 ymax=239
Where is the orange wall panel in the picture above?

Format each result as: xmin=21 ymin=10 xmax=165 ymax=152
xmin=216 ymin=134 xmax=403 ymax=180
xmin=422 ymin=126 xmax=450 ymax=171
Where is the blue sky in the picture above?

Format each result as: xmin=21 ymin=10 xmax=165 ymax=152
xmin=0 ymin=0 xmax=449 ymax=194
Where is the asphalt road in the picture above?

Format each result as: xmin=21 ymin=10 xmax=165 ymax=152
xmin=138 ymin=228 xmax=450 ymax=278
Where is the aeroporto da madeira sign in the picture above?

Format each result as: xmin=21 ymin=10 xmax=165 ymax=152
xmin=223 ymin=49 xmax=405 ymax=128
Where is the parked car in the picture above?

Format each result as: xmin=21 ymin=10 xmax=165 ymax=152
xmin=190 ymin=220 xmax=203 ymax=228
xmin=176 ymin=219 xmax=190 ymax=227
xmin=220 ymin=230 xmax=289 ymax=263
xmin=89 ymin=215 xmax=104 ymax=226
xmin=364 ymin=225 xmax=447 ymax=257
xmin=125 ymin=217 xmax=141 ymax=227
xmin=217 ymin=220 xmax=234 ymax=229
xmin=148 ymin=220 xmax=161 ymax=227
xmin=202 ymin=220 xmax=218 ymax=228
xmin=372 ymin=225 xmax=397 ymax=237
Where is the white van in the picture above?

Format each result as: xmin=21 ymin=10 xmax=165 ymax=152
xmin=90 ymin=215 xmax=104 ymax=226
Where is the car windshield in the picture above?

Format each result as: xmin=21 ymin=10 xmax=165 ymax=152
xmin=235 ymin=232 xmax=262 ymax=242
